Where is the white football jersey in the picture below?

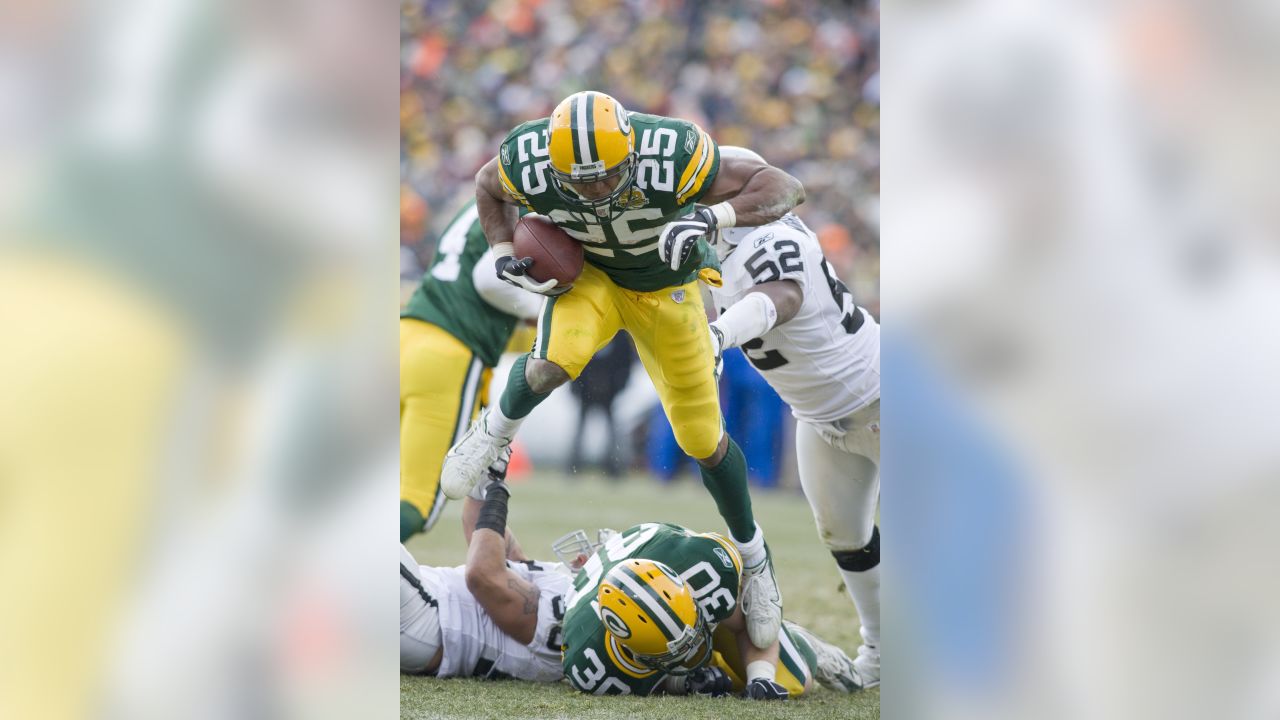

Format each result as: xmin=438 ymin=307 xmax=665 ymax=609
xmin=711 ymin=215 xmax=880 ymax=424
xmin=401 ymin=558 xmax=570 ymax=682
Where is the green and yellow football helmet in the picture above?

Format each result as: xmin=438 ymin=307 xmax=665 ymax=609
xmin=597 ymin=558 xmax=711 ymax=675
xmin=546 ymin=91 xmax=638 ymax=221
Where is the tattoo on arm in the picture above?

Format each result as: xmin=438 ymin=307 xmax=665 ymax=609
xmin=509 ymin=578 xmax=540 ymax=615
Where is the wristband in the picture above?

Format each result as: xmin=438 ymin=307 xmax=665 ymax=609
xmin=492 ymin=241 xmax=515 ymax=258
xmin=474 ymin=484 xmax=510 ymax=534
xmin=707 ymin=202 xmax=736 ymax=229
xmin=746 ymin=660 xmax=777 ymax=682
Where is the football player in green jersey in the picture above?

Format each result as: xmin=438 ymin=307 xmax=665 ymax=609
xmin=440 ymin=90 xmax=806 ymax=652
xmin=557 ymin=522 xmax=866 ymax=699
xmin=400 ymin=199 xmax=541 ymax=541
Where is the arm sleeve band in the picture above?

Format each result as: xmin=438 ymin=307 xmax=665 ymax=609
xmin=707 ymin=201 xmax=736 ymax=229
xmin=473 ymin=484 xmax=510 ymax=535
xmin=746 ymin=660 xmax=777 ymax=682
xmin=709 ymin=291 xmax=778 ymax=350
xmin=473 ymin=250 xmax=543 ymax=320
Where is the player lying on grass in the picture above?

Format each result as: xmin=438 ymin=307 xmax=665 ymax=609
xmin=706 ymin=169 xmax=881 ymax=687
xmin=560 ymin=522 xmax=867 ymax=699
xmin=400 ymin=453 xmax=570 ymax=681
xmin=402 ymin=463 xmax=862 ymax=699
xmin=443 ymin=90 xmax=806 ymax=653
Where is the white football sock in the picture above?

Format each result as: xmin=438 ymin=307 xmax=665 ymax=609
xmin=485 ymin=405 xmax=522 ymax=439
xmin=734 ymin=523 xmax=767 ymax=569
xmin=839 ymin=566 xmax=881 ymax=649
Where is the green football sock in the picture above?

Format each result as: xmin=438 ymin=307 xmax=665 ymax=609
xmin=499 ymin=354 xmax=552 ymax=420
xmin=699 ymin=436 xmax=756 ymax=542
xmin=400 ymin=500 xmax=425 ymax=543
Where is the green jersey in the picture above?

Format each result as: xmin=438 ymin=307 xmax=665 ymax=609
xmin=496 ymin=113 xmax=722 ymax=292
xmin=401 ymin=200 xmax=522 ymax=368
xmin=561 ymin=523 xmax=743 ymax=696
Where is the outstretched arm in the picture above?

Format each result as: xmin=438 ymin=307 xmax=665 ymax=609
xmin=463 ymin=486 xmax=541 ymax=645
xmin=699 ymin=149 xmax=805 ymax=227
xmin=710 ymin=279 xmax=803 ymax=359
xmin=462 ymin=495 xmax=528 ymax=561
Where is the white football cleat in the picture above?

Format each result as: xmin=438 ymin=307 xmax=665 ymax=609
xmin=852 ymin=642 xmax=880 ymax=689
xmin=740 ymin=553 xmax=783 ymax=649
xmin=784 ymin=621 xmax=872 ymax=692
xmin=440 ymin=410 xmax=512 ymax=501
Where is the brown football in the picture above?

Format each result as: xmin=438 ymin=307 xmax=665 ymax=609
xmin=512 ymin=214 xmax=584 ymax=286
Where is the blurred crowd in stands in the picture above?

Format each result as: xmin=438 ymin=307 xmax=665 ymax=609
xmin=401 ymin=0 xmax=880 ymax=312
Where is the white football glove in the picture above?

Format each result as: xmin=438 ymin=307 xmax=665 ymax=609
xmin=657 ymin=206 xmax=719 ymax=272
xmin=495 ymin=254 xmax=563 ymax=295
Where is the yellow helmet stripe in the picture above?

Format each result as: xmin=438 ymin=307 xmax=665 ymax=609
xmin=591 ymin=95 xmax=630 ymax=167
xmin=676 ymin=128 xmax=715 ymax=204
xmin=614 ymin=566 xmax=683 ymax=640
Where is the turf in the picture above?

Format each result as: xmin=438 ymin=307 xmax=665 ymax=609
xmin=402 ymin=469 xmax=880 ymax=719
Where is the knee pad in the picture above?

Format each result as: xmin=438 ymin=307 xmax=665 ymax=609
xmin=674 ymin=424 xmax=721 ymax=461
xmin=832 ymin=526 xmax=880 ymax=572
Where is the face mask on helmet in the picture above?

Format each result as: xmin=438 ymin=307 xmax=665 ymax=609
xmin=716 ymin=226 xmax=756 ymax=261
xmin=549 ymin=154 xmax=638 ymax=224
xmin=627 ymin=609 xmax=713 ymax=675
xmin=551 ymin=528 xmax=615 ymax=571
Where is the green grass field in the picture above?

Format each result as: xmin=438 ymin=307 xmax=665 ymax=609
xmin=402 ymin=469 xmax=880 ymax=720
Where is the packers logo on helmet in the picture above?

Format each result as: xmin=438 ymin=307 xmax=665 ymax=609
xmin=546 ymin=91 xmax=638 ymax=222
xmin=596 ymin=559 xmax=711 ymax=675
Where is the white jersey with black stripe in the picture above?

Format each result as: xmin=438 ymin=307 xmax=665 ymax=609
xmin=710 ymin=215 xmax=880 ymax=424
xmin=420 ymin=560 xmax=572 ymax=682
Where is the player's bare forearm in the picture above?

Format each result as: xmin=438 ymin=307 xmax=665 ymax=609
xmin=465 ymin=524 xmax=508 ymax=582
xmin=701 ymin=152 xmax=805 ymax=226
xmin=474 ymin=158 xmax=519 ymax=249
xmin=725 ymin=166 xmax=805 ymax=226
xmin=464 ymin=527 xmax=540 ymax=645
xmin=726 ymin=603 xmax=781 ymax=669
xmin=737 ymin=629 xmax=781 ymax=671
xmin=745 ymin=280 xmax=803 ymax=326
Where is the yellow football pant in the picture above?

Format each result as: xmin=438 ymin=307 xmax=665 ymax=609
xmin=400 ymin=318 xmax=490 ymax=532
xmin=710 ymin=623 xmax=814 ymax=696
xmin=533 ymin=263 xmax=721 ymax=459
xmin=1 ymin=252 xmax=181 ymax=719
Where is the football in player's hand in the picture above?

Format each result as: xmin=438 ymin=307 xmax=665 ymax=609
xmin=513 ymin=215 xmax=584 ymax=287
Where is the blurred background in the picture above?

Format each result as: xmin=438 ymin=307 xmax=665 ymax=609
xmin=400 ymin=0 xmax=880 ymax=486
xmin=884 ymin=1 xmax=1280 ymax=719
xmin=0 ymin=0 xmax=398 ymax=718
